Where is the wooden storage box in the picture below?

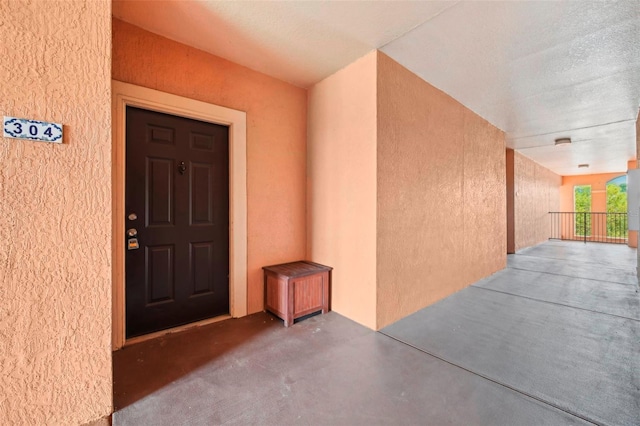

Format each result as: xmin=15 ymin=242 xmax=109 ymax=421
xmin=263 ymin=261 xmax=332 ymax=327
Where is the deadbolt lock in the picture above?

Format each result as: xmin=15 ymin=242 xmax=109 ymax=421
xmin=128 ymin=213 xmax=138 ymax=221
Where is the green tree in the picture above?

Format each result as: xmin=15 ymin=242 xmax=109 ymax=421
xmin=606 ymin=183 xmax=627 ymax=238
xmin=574 ymin=186 xmax=591 ymax=236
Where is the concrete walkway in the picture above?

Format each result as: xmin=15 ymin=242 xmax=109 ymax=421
xmin=113 ymin=241 xmax=638 ymax=425
xmin=383 ymin=240 xmax=640 ymax=426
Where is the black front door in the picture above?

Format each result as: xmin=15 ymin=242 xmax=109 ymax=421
xmin=125 ymin=106 xmax=229 ymax=338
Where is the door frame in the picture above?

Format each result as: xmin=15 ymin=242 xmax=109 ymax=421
xmin=112 ymin=80 xmax=247 ymax=350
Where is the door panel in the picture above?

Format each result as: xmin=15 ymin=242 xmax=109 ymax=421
xmin=148 ymin=125 xmax=175 ymax=145
xmin=191 ymin=162 xmax=214 ymax=225
xmin=126 ymin=106 xmax=229 ymax=338
xmin=146 ymin=245 xmax=175 ymax=304
xmin=147 ymin=157 xmax=174 ymax=227
xmin=191 ymin=242 xmax=215 ymax=295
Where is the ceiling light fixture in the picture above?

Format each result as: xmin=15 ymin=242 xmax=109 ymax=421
xmin=578 ymin=164 xmax=589 ymax=168
xmin=555 ymin=137 xmax=571 ymax=145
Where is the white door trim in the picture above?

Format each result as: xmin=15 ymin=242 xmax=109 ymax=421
xmin=112 ymin=80 xmax=247 ymax=350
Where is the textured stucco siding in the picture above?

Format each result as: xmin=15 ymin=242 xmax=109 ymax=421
xmin=462 ymin=109 xmax=507 ymax=286
xmin=513 ymin=152 xmax=561 ymax=251
xmin=560 ymin=172 xmax=628 ymax=213
xmin=307 ymin=51 xmax=378 ymax=329
xmin=376 ymin=53 xmax=506 ymax=329
xmin=112 ymin=19 xmax=307 ymax=314
xmin=0 ymin=1 xmax=112 ymax=424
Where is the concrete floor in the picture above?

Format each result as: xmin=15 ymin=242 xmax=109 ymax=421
xmin=113 ymin=241 xmax=639 ymax=425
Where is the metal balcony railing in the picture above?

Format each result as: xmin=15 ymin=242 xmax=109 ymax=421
xmin=549 ymin=212 xmax=628 ymax=244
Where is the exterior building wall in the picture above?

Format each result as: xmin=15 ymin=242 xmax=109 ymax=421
xmin=112 ymin=19 xmax=308 ymax=314
xmin=560 ymin=173 xmax=629 ymax=213
xmin=0 ymin=1 xmax=113 ymax=424
xmin=514 ymin=152 xmax=561 ymax=251
xmin=307 ymin=52 xmax=378 ymax=329
xmin=376 ymin=53 xmax=506 ymax=329
xmin=560 ymin=172 xmax=629 ymax=243
xmin=506 ymin=149 xmax=516 ymax=253
xmin=628 ymin=159 xmax=637 ymax=248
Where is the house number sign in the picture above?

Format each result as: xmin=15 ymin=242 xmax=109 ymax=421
xmin=3 ymin=116 xmax=63 ymax=143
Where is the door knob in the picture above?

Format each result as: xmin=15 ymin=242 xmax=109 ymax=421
xmin=178 ymin=161 xmax=186 ymax=175
xmin=127 ymin=228 xmax=138 ymax=237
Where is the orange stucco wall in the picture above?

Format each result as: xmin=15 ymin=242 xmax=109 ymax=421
xmin=308 ymin=51 xmax=507 ymax=330
xmin=376 ymin=53 xmax=506 ymax=329
xmin=506 ymin=149 xmax=516 ymax=253
xmin=513 ymin=152 xmax=561 ymax=252
xmin=1 ymin=1 xmax=112 ymax=424
xmin=560 ymin=172 xmax=629 ymax=243
xmin=628 ymin=159 xmax=637 ymax=248
xmin=560 ymin=173 xmax=627 ymax=212
xmin=637 ymin=111 xmax=640 ymax=161
xmin=634 ymin=116 xmax=640 ymax=248
xmin=112 ymin=19 xmax=307 ymax=314
xmin=307 ymin=51 xmax=378 ymax=329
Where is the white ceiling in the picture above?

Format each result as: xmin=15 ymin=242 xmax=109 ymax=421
xmin=113 ymin=0 xmax=640 ymax=176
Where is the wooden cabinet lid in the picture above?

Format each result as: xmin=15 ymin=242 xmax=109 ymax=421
xmin=262 ymin=260 xmax=332 ymax=278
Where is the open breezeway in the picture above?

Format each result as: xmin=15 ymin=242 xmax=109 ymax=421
xmin=114 ymin=240 xmax=638 ymax=425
